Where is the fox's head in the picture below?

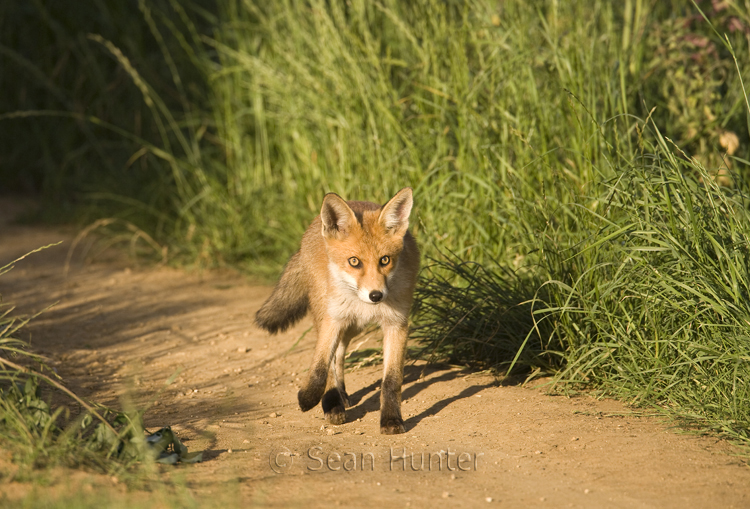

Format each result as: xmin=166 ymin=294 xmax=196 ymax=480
xmin=320 ymin=187 xmax=414 ymax=304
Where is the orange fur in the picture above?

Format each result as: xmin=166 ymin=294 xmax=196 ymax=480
xmin=256 ymin=188 xmax=419 ymax=434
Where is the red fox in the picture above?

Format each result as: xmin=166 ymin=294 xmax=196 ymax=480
xmin=255 ymin=188 xmax=419 ymax=434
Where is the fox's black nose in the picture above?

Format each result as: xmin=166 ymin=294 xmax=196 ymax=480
xmin=369 ymin=290 xmax=383 ymax=303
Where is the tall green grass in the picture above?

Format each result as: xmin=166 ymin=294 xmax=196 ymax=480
xmin=420 ymin=125 xmax=750 ymax=445
xmin=4 ymin=1 xmax=748 ymax=272
xmin=188 ymin=0 xmax=626 ymax=270
xmin=548 ymin=131 xmax=750 ymax=443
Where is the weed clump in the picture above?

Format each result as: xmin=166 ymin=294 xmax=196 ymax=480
xmin=0 ymin=250 xmax=200 ymax=476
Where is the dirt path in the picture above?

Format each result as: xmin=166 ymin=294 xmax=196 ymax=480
xmin=1 ymin=200 xmax=749 ymax=508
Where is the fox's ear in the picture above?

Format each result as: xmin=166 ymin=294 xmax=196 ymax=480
xmin=321 ymin=193 xmax=357 ymax=240
xmin=378 ymin=187 xmax=413 ymax=236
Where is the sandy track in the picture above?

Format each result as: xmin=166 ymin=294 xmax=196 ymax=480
xmin=1 ymin=201 xmax=749 ymax=508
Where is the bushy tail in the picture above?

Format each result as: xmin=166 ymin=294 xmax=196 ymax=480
xmin=255 ymin=251 xmax=309 ymax=334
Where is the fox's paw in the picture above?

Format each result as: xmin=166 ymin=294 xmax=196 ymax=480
xmin=325 ymin=406 xmax=347 ymax=425
xmin=298 ymin=386 xmax=324 ymax=412
xmin=322 ymin=388 xmax=348 ymax=424
xmin=380 ymin=417 xmax=405 ymax=435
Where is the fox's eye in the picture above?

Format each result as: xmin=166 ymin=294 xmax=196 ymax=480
xmin=348 ymin=257 xmax=360 ymax=267
xmin=380 ymin=255 xmax=390 ymax=266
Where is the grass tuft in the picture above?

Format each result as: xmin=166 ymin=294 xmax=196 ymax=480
xmin=412 ymin=252 xmax=555 ymax=375
xmin=0 ymin=250 xmax=191 ymax=478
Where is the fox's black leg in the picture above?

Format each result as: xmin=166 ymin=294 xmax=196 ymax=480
xmin=298 ymin=319 xmax=341 ymax=412
xmin=322 ymin=327 xmax=357 ymax=424
xmin=379 ymin=324 xmax=407 ymax=434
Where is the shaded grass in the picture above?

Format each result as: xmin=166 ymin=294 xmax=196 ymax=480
xmin=412 ymin=253 xmax=554 ymax=375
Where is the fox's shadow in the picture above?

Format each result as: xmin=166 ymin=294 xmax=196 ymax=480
xmin=344 ymin=364 xmax=498 ymax=431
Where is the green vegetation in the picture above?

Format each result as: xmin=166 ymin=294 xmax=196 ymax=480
xmin=415 ymin=133 xmax=750 ymax=445
xmin=3 ymin=0 xmax=750 ymax=456
xmin=0 ymin=251 xmax=201 ymax=487
xmin=0 ymin=252 xmax=130 ymax=474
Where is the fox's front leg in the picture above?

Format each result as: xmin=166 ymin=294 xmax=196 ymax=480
xmin=298 ymin=318 xmax=341 ymax=412
xmin=380 ymin=323 xmax=408 ymax=434
xmin=321 ymin=326 xmax=357 ymax=425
